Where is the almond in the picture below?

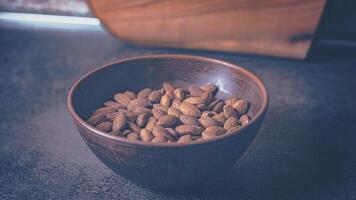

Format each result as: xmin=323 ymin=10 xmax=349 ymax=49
xmin=179 ymin=102 xmax=201 ymax=117
xmin=127 ymin=98 xmax=151 ymax=110
xmin=174 ymin=88 xmax=185 ymax=101
xmin=199 ymin=116 xmax=221 ymax=128
xmin=188 ymin=85 xmax=204 ymax=96
xmin=110 ymin=130 xmax=123 ymax=137
xmin=103 ymin=101 xmax=125 ymax=109
xmin=201 ymin=92 xmax=214 ymax=105
xmin=145 ymin=117 xmax=157 ymax=132
xmin=96 ymin=121 xmax=112 ymax=132
xmin=160 ymin=94 xmax=171 ymax=107
xmin=212 ymin=101 xmax=224 ymax=113
xmin=157 ymin=115 xmax=177 ymax=127
xmin=151 ymin=135 xmax=167 ymax=143
xmin=112 ymin=112 xmax=126 ymax=131
xmin=223 ymin=105 xmax=238 ymax=118
xmin=131 ymin=107 xmax=152 ymax=117
xmin=87 ymin=114 xmax=107 ymax=126
xmin=127 ymin=132 xmax=139 ymax=141
xmin=196 ymin=104 xmax=208 ymax=111
xmin=205 ymin=126 xmax=226 ymax=135
xmin=183 ymin=97 xmax=204 ymax=105
xmin=148 ymin=90 xmax=163 ymax=103
xmin=153 ymin=125 xmax=174 ymax=141
xmin=207 ymin=99 xmax=220 ymax=110
xmin=137 ymin=88 xmax=152 ymax=98
xmin=152 ymin=108 xmax=166 ymax=120
xmin=136 ymin=114 xmax=148 ymax=128
xmin=239 ymin=114 xmax=250 ymax=125
xmin=233 ymin=99 xmax=250 ymax=116
xmin=223 ymin=117 xmax=240 ymax=130
xmin=225 ymin=97 xmax=239 ymax=106
xmin=106 ymin=112 xmax=119 ymax=121
xmin=177 ymin=135 xmax=192 ymax=144
xmin=165 ymin=90 xmax=174 ymax=100
xmin=172 ymin=99 xmax=182 ymax=109
xmin=201 ymin=111 xmax=217 ymax=118
xmin=165 ymin=127 xmax=179 ymax=139
xmin=179 ymin=114 xmax=200 ymax=126
xmin=93 ymin=106 xmax=117 ymax=115
xmin=200 ymin=84 xmax=218 ymax=95
xmin=124 ymin=91 xmax=136 ymax=99
xmin=226 ymin=126 xmax=240 ymax=134
xmin=175 ymin=125 xmax=204 ymax=136
xmin=114 ymin=93 xmax=132 ymax=106
xmin=140 ymin=129 xmax=154 ymax=142
xmin=153 ymin=104 xmax=168 ymax=113
xmin=212 ymin=112 xmax=226 ymax=125
xmin=163 ymin=82 xmax=175 ymax=93
xmin=167 ymin=107 xmax=181 ymax=118
xmin=128 ymin=122 xmax=141 ymax=133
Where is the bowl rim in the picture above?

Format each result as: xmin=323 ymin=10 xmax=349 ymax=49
xmin=67 ymin=54 xmax=269 ymax=147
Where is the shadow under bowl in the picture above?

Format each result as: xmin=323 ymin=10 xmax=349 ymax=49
xmin=67 ymin=54 xmax=269 ymax=190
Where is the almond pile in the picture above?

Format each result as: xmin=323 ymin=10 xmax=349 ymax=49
xmin=87 ymin=83 xmax=251 ymax=144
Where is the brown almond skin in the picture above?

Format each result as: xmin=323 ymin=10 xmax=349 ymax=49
xmin=199 ymin=116 xmax=221 ymax=128
xmin=201 ymin=92 xmax=214 ymax=105
xmin=226 ymin=126 xmax=241 ymax=134
xmin=196 ymin=104 xmax=208 ymax=111
xmin=151 ymin=135 xmax=167 ymax=143
xmin=177 ymin=135 xmax=192 ymax=143
xmin=127 ymin=98 xmax=151 ymax=110
xmin=212 ymin=101 xmax=224 ymax=113
xmin=152 ymin=108 xmax=167 ymax=120
xmin=87 ymin=114 xmax=107 ymax=126
xmin=239 ymin=114 xmax=250 ymax=125
xmin=127 ymin=132 xmax=139 ymax=141
xmin=179 ymin=114 xmax=200 ymax=126
xmin=175 ymin=125 xmax=204 ymax=136
xmin=153 ymin=125 xmax=174 ymax=141
xmin=225 ymin=97 xmax=239 ymax=106
xmin=93 ymin=106 xmax=117 ymax=115
xmin=183 ymin=97 xmax=204 ymax=105
xmin=145 ymin=117 xmax=157 ymax=132
xmin=172 ymin=99 xmax=182 ymax=109
xmin=96 ymin=121 xmax=113 ymax=132
xmin=160 ymin=95 xmax=171 ymax=107
xmin=131 ymin=107 xmax=152 ymax=117
xmin=110 ymin=130 xmax=123 ymax=137
xmin=188 ymin=85 xmax=205 ymax=96
xmin=124 ymin=91 xmax=136 ymax=99
xmin=174 ymin=88 xmax=185 ymax=101
xmin=167 ymin=107 xmax=181 ymax=118
xmin=112 ymin=112 xmax=126 ymax=131
xmin=148 ymin=90 xmax=163 ymax=103
xmin=223 ymin=117 xmax=240 ymax=130
xmin=165 ymin=90 xmax=174 ymax=100
xmin=103 ymin=101 xmax=125 ymax=109
xmin=233 ymin=99 xmax=250 ymax=116
xmin=223 ymin=105 xmax=238 ymax=118
xmin=137 ymin=88 xmax=152 ymax=98
xmin=207 ymin=99 xmax=220 ymax=110
xmin=153 ymin=104 xmax=169 ymax=113
xmin=165 ymin=128 xmax=179 ymax=138
xmin=212 ymin=112 xmax=226 ymax=125
xmin=205 ymin=126 xmax=226 ymax=135
xmin=140 ymin=129 xmax=154 ymax=142
xmin=163 ymin=82 xmax=175 ymax=93
xmin=179 ymin=102 xmax=201 ymax=118
xmin=114 ymin=93 xmax=132 ymax=106
xmin=202 ymin=130 xmax=216 ymax=140
xmin=136 ymin=114 xmax=148 ymax=128
xmin=157 ymin=115 xmax=177 ymax=127
xmin=106 ymin=112 xmax=119 ymax=121
xmin=200 ymin=84 xmax=218 ymax=95
xmin=128 ymin=122 xmax=141 ymax=134
xmin=120 ymin=110 xmax=138 ymax=122
xmin=201 ymin=111 xmax=217 ymax=118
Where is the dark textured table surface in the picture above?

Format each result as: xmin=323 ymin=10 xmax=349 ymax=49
xmin=0 ymin=25 xmax=356 ymax=200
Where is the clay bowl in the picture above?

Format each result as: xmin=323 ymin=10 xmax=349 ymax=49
xmin=67 ymin=54 xmax=268 ymax=190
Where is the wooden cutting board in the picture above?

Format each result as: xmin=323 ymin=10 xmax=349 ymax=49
xmin=87 ymin=0 xmax=325 ymax=59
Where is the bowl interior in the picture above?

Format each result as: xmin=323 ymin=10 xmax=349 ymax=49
xmin=71 ymin=55 xmax=266 ymax=126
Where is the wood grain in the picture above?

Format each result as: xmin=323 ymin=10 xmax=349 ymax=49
xmin=88 ymin=0 xmax=325 ymax=58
